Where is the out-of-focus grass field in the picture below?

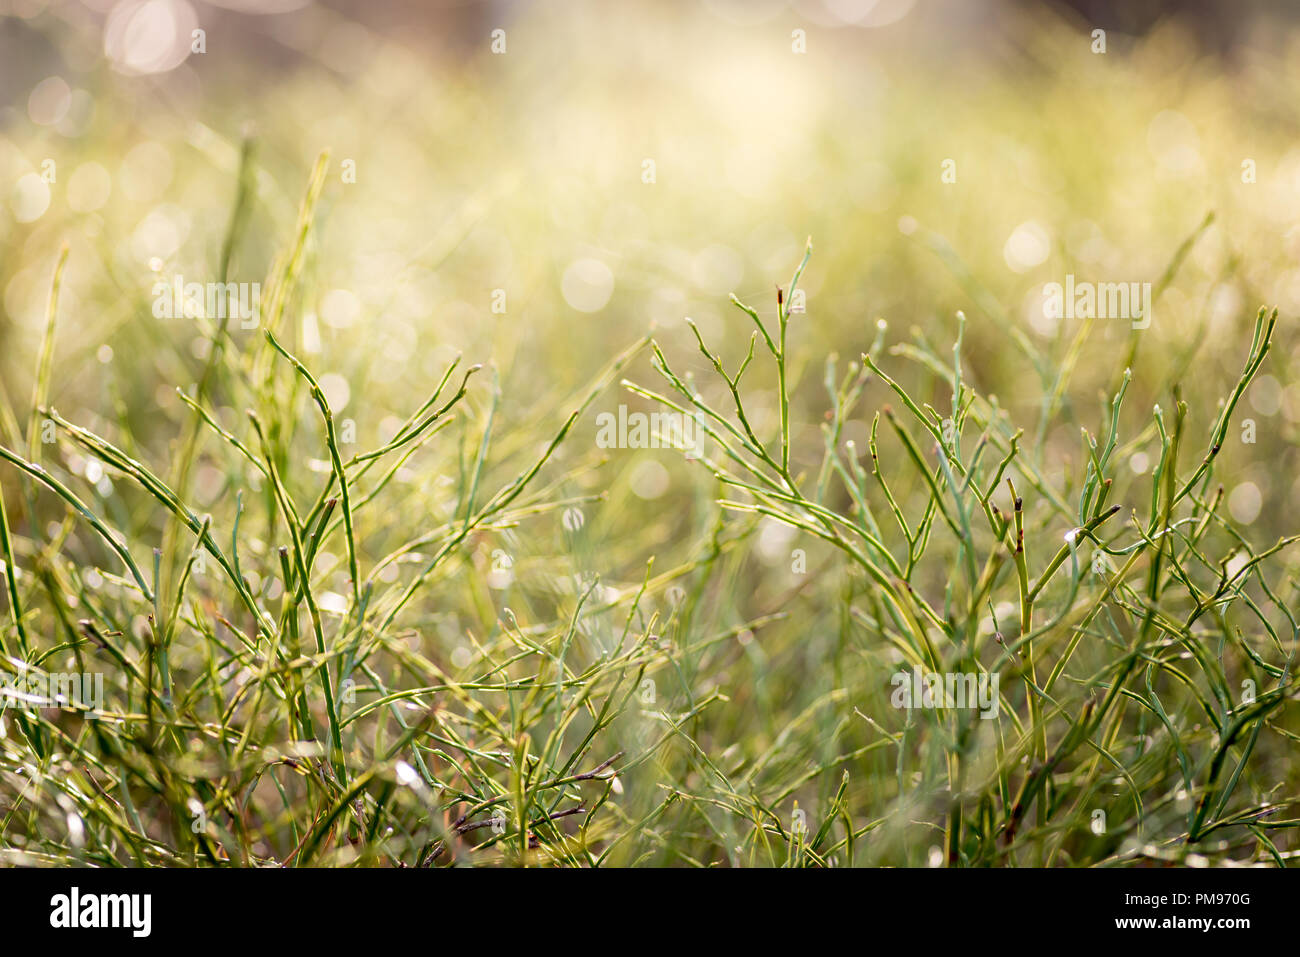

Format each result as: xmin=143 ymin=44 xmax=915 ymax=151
xmin=0 ymin=0 xmax=1298 ymax=866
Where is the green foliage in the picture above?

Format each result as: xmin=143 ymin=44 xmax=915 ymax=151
xmin=1 ymin=6 xmax=1298 ymax=867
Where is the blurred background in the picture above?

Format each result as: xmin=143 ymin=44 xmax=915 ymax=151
xmin=3 ymin=0 xmax=1298 ymax=523
xmin=2 ymin=0 xmax=1299 ymax=864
